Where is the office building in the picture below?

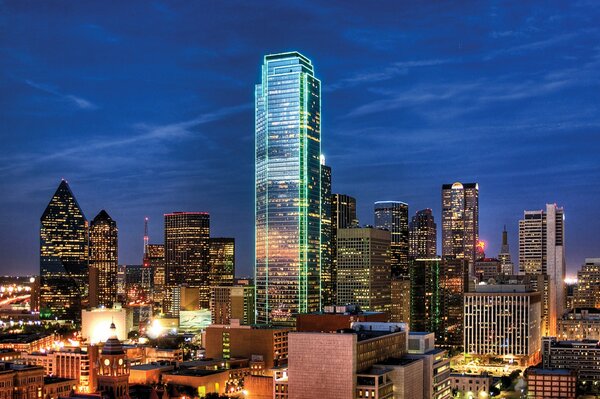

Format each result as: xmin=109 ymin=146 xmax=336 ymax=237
xmin=40 ymin=180 xmax=89 ymax=321
xmin=204 ymin=321 xmax=291 ymax=370
xmin=525 ymin=368 xmax=576 ymax=399
xmin=409 ymin=208 xmax=437 ymax=259
xmin=464 ymin=279 xmax=542 ymax=366
xmin=336 ymin=228 xmax=391 ymax=313
xmin=498 ymin=226 xmax=514 ymax=275
xmin=441 ymin=182 xmax=479 ymax=265
xmin=255 ymin=52 xmax=321 ymax=325
xmin=558 ymin=308 xmax=600 ymax=340
xmin=210 ymin=285 xmax=255 ymax=325
xmin=146 ymin=244 xmax=165 ymax=310
xmin=374 ymin=201 xmax=409 ymax=278
xmin=287 ymin=322 xmax=407 ymax=399
xmin=295 ymin=305 xmax=387 ymax=332
xmin=88 ymin=210 xmax=118 ymax=309
xmin=209 ymin=238 xmax=235 ymax=287
xmin=390 ymin=278 xmax=411 ymax=324
xmin=321 ymin=161 xmax=333 ymax=307
xmin=519 ymin=204 xmax=566 ymax=336
xmin=473 ymin=257 xmax=501 ymax=283
xmin=574 ymin=258 xmax=600 ymax=309
xmin=543 ymin=336 xmax=600 ymax=384
xmin=164 ymin=212 xmax=210 ymax=311
xmin=405 ymin=332 xmax=452 ymax=399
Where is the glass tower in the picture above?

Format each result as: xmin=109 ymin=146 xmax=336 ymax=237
xmin=89 ymin=210 xmax=118 ymax=309
xmin=255 ymin=51 xmax=321 ymax=325
xmin=374 ymin=201 xmax=409 ymax=278
xmin=441 ymin=182 xmax=479 ymax=265
xmin=40 ymin=180 xmax=88 ymax=321
xmin=209 ymin=238 xmax=235 ymax=287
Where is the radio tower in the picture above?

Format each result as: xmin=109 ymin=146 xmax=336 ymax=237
xmin=139 ymin=217 xmax=153 ymax=329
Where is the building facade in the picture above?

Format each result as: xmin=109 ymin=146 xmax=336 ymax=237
xmin=255 ymin=52 xmax=321 ymax=325
xmin=336 ymin=228 xmax=391 ymax=313
xmin=210 ymin=285 xmax=255 ymax=325
xmin=519 ymin=204 xmax=566 ymax=336
xmin=558 ymin=308 xmax=600 ymax=340
xmin=374 ymin=201 xmax=409 ymax=278
xmin=320 ymin=162 xmax=333 ymax=307
xmin=498 ymin=226 xmax=514 ymax=275
xmin=88 ymin=210 xmax=118 ymax=309
xmin=408 ymin=208 xmax=437 ymax=259
xmin=164 ymin=212 xmax=210 ymax=313
xmin=390 ymin=279 xmax=411 ymax=324
xmin=574 ymin=258 xmax=600 ymax=309
xmin=208 ymin=238 xmax=235 ymax=288
xmin=40 ymin=180 xmax=89 ymax=321
xmin=441 ymin=182 xmax=479 ymax=266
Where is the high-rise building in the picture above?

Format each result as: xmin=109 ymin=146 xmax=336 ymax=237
xmin=164 ymin=212 xmax=210 ymax=311
xmin=574 ymin=258 xmax=600 ymax=309
xmin=464 ymin=278 xmax=542 ymax=367
xmin=255 ymin=52 xmax=321 ymax=325
xmin=331 ymin=193 xmax=358 ymax=306
xmin=320 ymin=160 xmax=333 ymax=307
xmin=542 ymin=337 xmax=600 ymax=386
xmin=441 ymin=182 xmax=479 ymax=265
xmin=40 ymin=180 xmax=89 ymax=321
xmin=374 ymin=201 xmax=409 ymax=278
xmin=146 ymin=244 xmax=165 ymax=311
xmin=336 ymin=228 xmax=391 ymax=313
xmin=208 ymin=238 xmax=235 ymax=287
xmin=519 ymin=204 xmax=566 ymax=336
xmin=408 ymin=208 xmax=437 ymax=259
xmin=498 ymin=226 xmax=514 ymax=275
xmin=409 ymin=258 xmax=468 ymax=348
xmin=210 ymin=285 xmax=255 ymax=325
xmin=89 ymin=210 xmax=118 ymax=309
xmin=390 ymin=278 xmax=411 ymax=324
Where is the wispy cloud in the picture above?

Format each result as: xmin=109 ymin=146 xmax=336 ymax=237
xmin=24 ymin=79 xmax=98 ymax=110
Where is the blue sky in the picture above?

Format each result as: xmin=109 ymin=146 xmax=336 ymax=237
xmin=1 ymin=1 xmax=599 ymax=277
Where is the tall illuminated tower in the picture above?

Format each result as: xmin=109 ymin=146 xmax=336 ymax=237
xmin=209 ymin=238 xmax=235 ymax=287
xmin=255 ymin=51 xmax=321 ymax=325
xmin=89 ymin=210 xmax=118 ymax=308
xmin=441 ymin=182 xmax=479 ymax=265
xmin=374 ymin=201 xmax=409 ymax=278
xmin=40 ymin=180 xmax=88 ymax=321
xmin=320 ymin=159 xmax=333 ymax=306
xmin=409 ymin=208 xmax=437 ymax=259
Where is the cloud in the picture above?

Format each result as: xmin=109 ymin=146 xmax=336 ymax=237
xmin=24 ymin=79 xmax=98 ymax=110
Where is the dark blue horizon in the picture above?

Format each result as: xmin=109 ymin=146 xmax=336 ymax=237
xmin=1 ymin=1 xmax=599 ymax=277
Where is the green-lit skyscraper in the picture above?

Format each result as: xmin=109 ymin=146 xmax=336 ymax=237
xmin=255 ymin=52 xmax=321 ymax=325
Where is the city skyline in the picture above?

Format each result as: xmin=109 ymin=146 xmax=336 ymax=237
xmin=2 ymin=2 xmax=600 ymax=277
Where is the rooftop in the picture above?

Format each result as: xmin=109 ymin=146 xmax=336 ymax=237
xmin=164 ymin=368 xmax=226 ymax=377
xmin=379 ymin=357 xmax=422 ymax=366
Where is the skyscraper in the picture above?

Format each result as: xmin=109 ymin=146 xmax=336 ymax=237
xmin=336 ymin=228 xmax=391 ymax=313
xmin=164 ymin=212 xmax=210 ymax=311
xmin=408 ymin=208 xmax=437 ymax=259
xmin=89 ymin=210 xmax=118 ymax=309
xmin=332 ymin=194 xmax=358 ymax=230
xmin=519 ymin=204 xmax=566 ymax=336
xmin=40 ymin=180 xmax=88 ymax=321
xmin=255 ymin=51 xmax=322 ymax=325
xmin=374 ymin=201 xmax=409 ymax=278
xmin=574 ymin=258 xmax=600 ymax=309
xmin=320 ymin=160 xmax=333 ymax=306
xmin=146 ymin=244 xmax=165 ymax=311
xmin=498 ymin=226 xmax=514 ymax=275
xmin=441 ymin=182 xmax=479 ymax=265
xmin=209 ymin=238 xmax=235 ymax=287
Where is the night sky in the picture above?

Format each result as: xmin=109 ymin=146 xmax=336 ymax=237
xmin=1 ymin=1 xmax=599 ymax=277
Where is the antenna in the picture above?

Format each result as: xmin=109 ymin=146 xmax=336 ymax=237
xmin=143 ymin=217 xmax=149 ymax=256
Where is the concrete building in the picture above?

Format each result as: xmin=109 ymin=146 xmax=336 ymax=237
xmin=43 ymin=377 xmax=76 ymax=399
xmin=390 ymin=279 xmax=411 ymax=324
xmin=525 ymin=368 xmax=576 ymax=399
xmin=519 ymin=204 xmax=566 ymax=336
xmin=574 ymin=258 xmax=600 ymax=309
xmin=336 ymin=228 xmax=391 ymax=313
xmin=287 ymin=322 xmax=407 ymax=399
xmin=0 ymin=363 xmax=44 ymax=399
xmin=498 ymin=226 xmax=514 ymax=275
xmin=373 ymin=357 xmax=424 ymax=399
xmin=543 ymin=336 xmax=600 ymax=383
xmin=464 ymin=279 xmax=542 ymax=367
xmin=295 ymin=305 xmax=388 ymax=332
xmin=0 ymin=334 xmax=55 ymax=354
xmin=449 ymin=372 xmax=492 ymax=398
xmin=558 ymin=308 xmax=600 ymax=340
xmin=405 ymin=332 xmax=452 ymax=399
xmin=128 ymin=363 xmax=174 ymax=385
xmin=204 ymin=321 xmax=291 ymax=371
xmin=473 ymin=258 xmax=501 ymax=283
xmin=210 ymin=285 xmax=255 ymax=325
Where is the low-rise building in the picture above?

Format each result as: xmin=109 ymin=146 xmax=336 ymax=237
xmin=162 ymin=369 xmax=229 ymax=397
xmin=295 ymin=305 xmax=388 ymax=332
xmin=450 ymin=372 xmax=492 ymax=398
xmin=0 ymin=334 xmax=55 ymax=354
xmin=526 ymin=368 xmax=576 ymax=399
xmin=0 ymin=363 xmax=44 ymax=399
xmin=43 ymin=377 xmax=76 ymax=399
xmin=558 ymin=308 xmax=600 ymax=341
xmin=128 ymin=363 xmax=174 ymax=385
xmin=373 ymin=357 xmax=423 ymax=399
xmin=542 ymin=337 xmax=600 ymax=383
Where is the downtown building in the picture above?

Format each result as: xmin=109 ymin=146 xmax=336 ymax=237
xmin=374 ymin=201 xmax=409 ymax=278
xmin=320 ymin=160 xmax=333 ymax=307
xmin=329 ymin=193 xmax=358 ymax=307
xmin=89 ymin=210 xmax=118 ymax=309
xmin=464 ymin=277 xmax=542 ymax=367
xmin=210 ymin=285 xmax=255 ymax=326
xmin=573 ymin=258 xmax=600 ymax=309
xmin=519 ymin=204 xmax=566 ymax=336
xmin=498 ymin=226 xmax=514 ymax=275
xmin=146 ymin=244 xmax=165 ymax=312
xmin=441 ymin=182 xmax=479 ymax=266
xmin=208 ymin=238 xmax=235 ymax=287
xmin=408 ymin=208 xmax=437 ymax=259
xmin=255 ymin=52 xmax=322 ymax=325
xmin=164 ymin=212 xmax=210 ymax=315
xmin=336 ymin=228 xmax=391 ymax=313
xmin=40 ymin=180 xmax=89 ymax=321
